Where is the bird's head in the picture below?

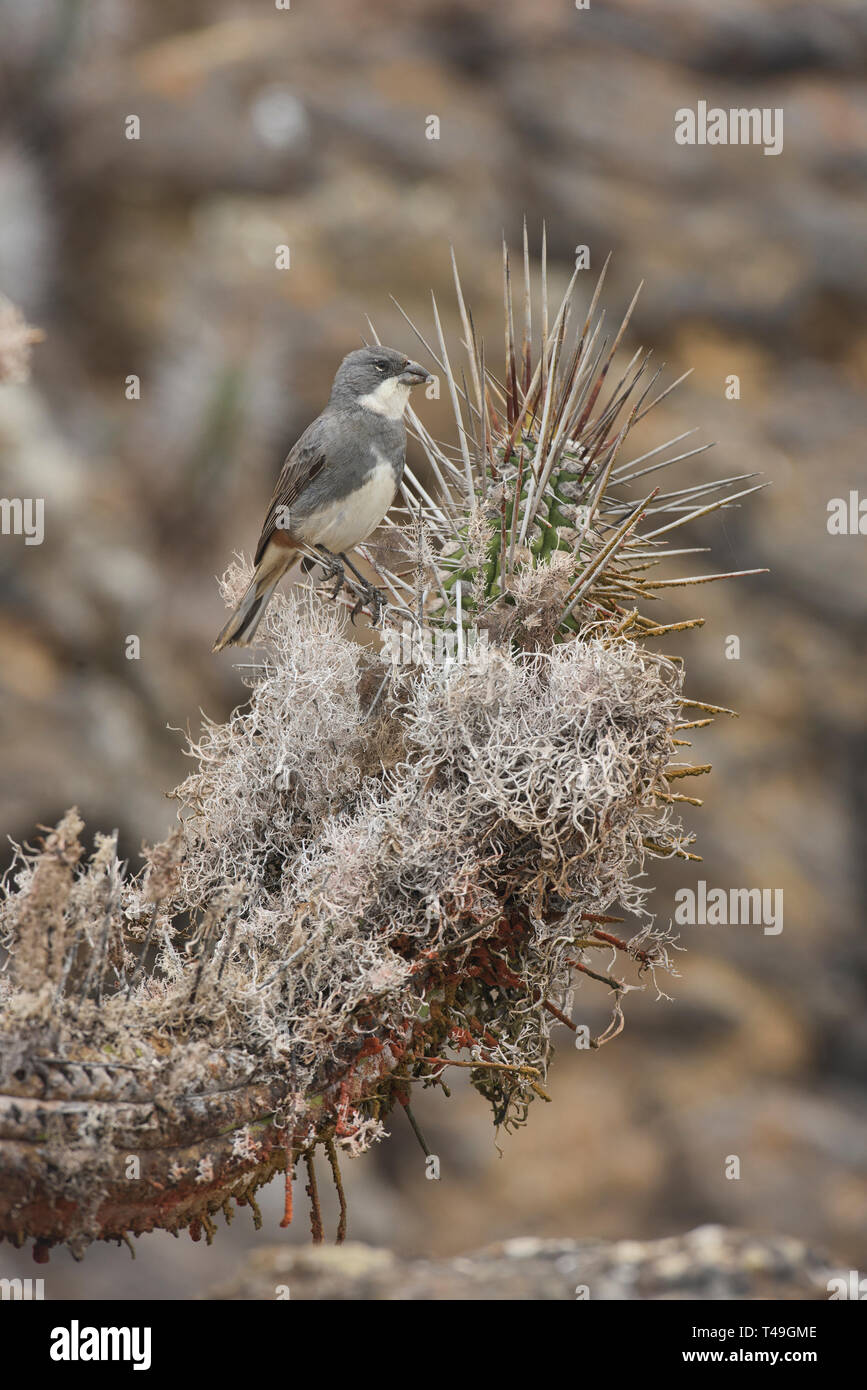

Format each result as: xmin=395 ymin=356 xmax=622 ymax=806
xmin=331 ymin=346 xmax=432 ymax=419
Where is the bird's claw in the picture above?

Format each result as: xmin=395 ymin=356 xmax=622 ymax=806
xmin=317 ymin=549 xmax=383 ymax=625
xmin=350 ymin=583 xmax=384 ymax=627
xmin=369 ymin=586 xmax=385 ymax=627
xmin=322 ymin=555 xmax=345 ymax=599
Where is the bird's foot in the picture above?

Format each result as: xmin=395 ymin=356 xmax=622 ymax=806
xmin=312 ymin=548 xmax=345 ymax=599
xmin=350 ymin=581 xmax=385 ymax=628
xmin=328 ymin=563 xmax=345 ymax=601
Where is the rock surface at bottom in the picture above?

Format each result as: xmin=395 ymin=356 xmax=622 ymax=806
xmin=208 ymin=1225 xmax=840 ymax=1301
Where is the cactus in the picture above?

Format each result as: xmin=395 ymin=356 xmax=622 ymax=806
xmin=0 ymin=232 xmax=762 ymax=1257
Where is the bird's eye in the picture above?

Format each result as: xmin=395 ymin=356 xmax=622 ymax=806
xmin=375 ymin=360 xmax=389 ymax=374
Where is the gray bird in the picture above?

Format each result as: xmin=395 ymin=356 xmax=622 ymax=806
xmin=213 ymin=345 xmax=431 ymax=651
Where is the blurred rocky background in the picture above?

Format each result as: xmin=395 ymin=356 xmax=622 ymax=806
xmin=0 ymin=0 xmax=865 ymax=1297
xmin=209 ymin=1228 xmax=841 ymax=1301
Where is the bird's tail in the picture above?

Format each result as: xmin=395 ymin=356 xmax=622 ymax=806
xmin=212 ymin=547 xmax=292 ymax=652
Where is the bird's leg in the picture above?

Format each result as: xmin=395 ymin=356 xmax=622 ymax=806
xmin=338 ymin=552 xmax=385 ymax=627
xmin=314 ymin=546 xmax=345 ymax=599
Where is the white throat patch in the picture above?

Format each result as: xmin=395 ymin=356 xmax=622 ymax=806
xmin=358 ymin=376 xmax=412 ymax=420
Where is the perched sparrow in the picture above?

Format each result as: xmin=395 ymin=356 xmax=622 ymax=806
xmin=213 ymin=346 xmax=430 ymax=650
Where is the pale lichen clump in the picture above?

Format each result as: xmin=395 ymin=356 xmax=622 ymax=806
xmin=243 ymin=583 xmax=683 ymax=1090
xmin=124 ymin=569 xmax=684 ymax=1117
xmin=0 ymin=570 xmax=687 ymax=1240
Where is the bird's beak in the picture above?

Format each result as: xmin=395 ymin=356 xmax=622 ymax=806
xmin=399 ymin=360 xmax=432 ymax=386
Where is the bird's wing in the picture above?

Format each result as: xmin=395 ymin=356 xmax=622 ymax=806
xmin=254 ymin=415 xmax=331 ymax=565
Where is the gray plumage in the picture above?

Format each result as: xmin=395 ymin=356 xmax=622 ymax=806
xmin=214 ymin=346 xmax=430 ymax=651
